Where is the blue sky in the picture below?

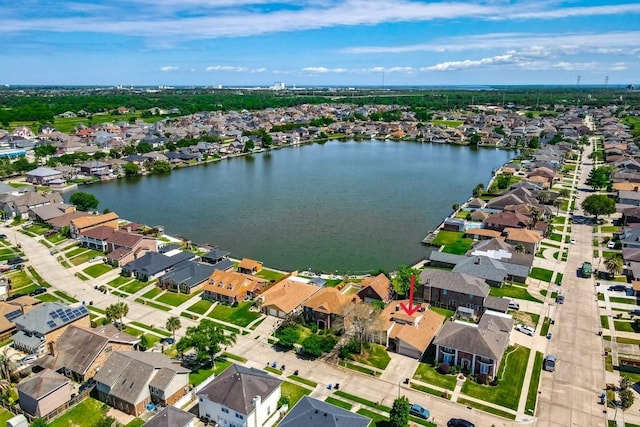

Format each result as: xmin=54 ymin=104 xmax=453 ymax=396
xmin=1 ymin=0 xmax=638 ymax=86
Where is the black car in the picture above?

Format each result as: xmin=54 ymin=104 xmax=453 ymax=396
xmin=609 ymin=285 xmax=628 ymax=292
xmin=6 ymin=293 xmax=26 ymax=301
xmin=29 ymin=287 xmax=47 ymax=296
xmin=8 ymin=257 xmax=24 ymax=265
xmin=0 ymin=234 xmax=7 ymax=240
xmin=161 ymin=337 xmax=175 ymax=345
xmin=447 ymin=419 xmax=475 ymax=427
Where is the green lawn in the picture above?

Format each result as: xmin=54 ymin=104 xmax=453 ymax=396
xmin=6 ymin=270 xmax=33 ymax=289
xmin=282 ymin=381 xmax=312 ymax=407
xmin=287 ymin=375 xmax=317 ymax=388
xmin=349 ymin=343 xmax=391 ymax=370
xmin=83 ymin=263 xmax=113 ymax=278
xmin=412 ymin=362 xmax=457 ymax=390
xmin=614 ymin=321 xmax=639 ymax=333
xmin=48 ymin=398 xmax=108 ymax=427
xmin=209 ymin=301 xmax=261 ymax=327
xmin=142 ymin=287 xmax=163 ymax=299
xmin=256 ymin=268 xmax=287 ymax=282
xmin=529 ymin=267 xmax=554 ymax=282
xmin=121 ymin=279 xmax=153 ymax=294
xmin=69 ymin=249 xmax=104 ymax=265
xmin=108 ymin=276 xmax=133 ymax=287
xmin=324 ymin=397 xmax=352 ymax=410
xmin=432 ymin=231 xmax=464 ymax=245
xmin=64 ymin=246 xmax=86 ymax=257
xmin=189 ymin=359 xmax=232 ymax=386
xmin=26 ymin=224 xmax=52 ymax=235
xmin=36 ymin=293 xmax=62 ymax=303
xmin=53 ymin=290 xmax=78 ymax=303
xmin=456 ymin=398 xmax=516 ymax=420
xmin=0 ymin=409 xmax=14 ymax=425
xmin=187 ymin=298 xmax=214 ymax=314
xmin=461 ymin=345 xmax=530 ymax=410
xmin=430 ymin=306 xmax=454 ymax=319
xmin=47 ymin=232 xmax=68 ymax=244
xmin=601 ymin=226 xmax=620 ymax=233
xmin=525 ymin=351 xmax=545 ymax=415
xmin=610 ymin=297 xmax=637 ymax=305
xmin=489 ymin=285 xmax=542 ymax=303
xmin=431 ymin=119 xmax=463 ymax=127
xmin=156 ymin=290 xmax=201 ymax=306
xmin=540 ymin=317 xmax=552 ymax=337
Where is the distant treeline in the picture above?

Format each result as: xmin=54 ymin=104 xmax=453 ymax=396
xmin=1 ymin=87 xmax=639 ymax=126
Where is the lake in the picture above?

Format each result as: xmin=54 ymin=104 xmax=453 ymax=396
xmin=69 ymin=141 xmax=514 ymax=273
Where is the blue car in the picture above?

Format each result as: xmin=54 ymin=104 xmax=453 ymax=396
xmin=409 ymin=403 xmax=430 ymax=419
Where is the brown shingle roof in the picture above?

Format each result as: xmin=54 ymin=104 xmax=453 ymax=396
xmin=359 ymin=274 xmax=391 ymax=300
xmin=81 ymin=225 xmax=115 ymax=240
xmin=303 ymin=287 xmax=350 ymax=315
xmin=238 ymin=258 xmax=262 ymax=272
xmin=106 ymin=230 xmax=145 ymax=248
xmin=203 ymin=269 xmax=266 ymax=298
xmin=260 ymin=278 xmax=320 ymax=314
xmin=71 ymin=212 xmax=119 ymax=229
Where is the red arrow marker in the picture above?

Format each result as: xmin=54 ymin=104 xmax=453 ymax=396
xmin=400 ymin=275 xmax=420 ymax=316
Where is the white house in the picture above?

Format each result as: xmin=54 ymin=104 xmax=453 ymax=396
xmin=197 ymin=365 xmax=282 ymax=427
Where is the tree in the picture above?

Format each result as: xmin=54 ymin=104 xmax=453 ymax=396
xmin=620 ymin=388 xmax=635 ymax=410
xmin=274 ymin=327 xmax=299 ymax=349
xmin=150 ymin=160 xmax=172 ymax=174
xmin=582 ymin=194 xmax=615 ymax=221
xmin=138 ymin=334 xmax=151 ymax=351
xmin=452 ymin=203 xmax=460 ymax=212
xmin=605 ymin=255 xmax=624 ymax=277
xmin=122 ymin=162 xmax=140 ymax=177
xmin=300 ymin=334 xmax=337 ymax=357
xmin=341 ymin=302 xmax=382 ymax=352
xmin=389 ymin=396 xmax=410 ymax=427
xmin=472 ymin=183 xmax=484 ymax=197
xmin=393 ymin=266 xmax=418 ymax=297
xmin=537 ymin=190 xmax=552 ymax=205
xmin=69 ymin=192 xmax=99 ymax=211
xmin=528 ymin=206 xmax=542 ymax=230
xmin=515 ymin=243 xmax=525 ymax=253
xmin=166 ymin=316 xmax=181 ymax=342
xmin=559 ymin=188 xmax=571 ymax=198
xmin=588 ymin=166 xmax=613 ymax=190
xmin=30 ymin=419 xmax=48 ymax=427
xmin=177 ymin=319 xmax=237 ymax=366
xmin=105 ymin=302 xmax=129 ymax=326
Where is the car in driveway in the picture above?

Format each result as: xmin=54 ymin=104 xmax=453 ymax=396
xmin=515 ymin=324 xmax=535 ymax=336
xmin=608 ymin=241 xmax=617 ymax=249
xmin=29 ymin=287 xmax=47 ymax=296
xmin=447 ymin=418 xmax=475 ymax=427
xmin=409 ymin=403 xmax=430 ymax=419
xmin=609 ymin=284 xmax=628 ymax=292
xmin=7 ymin=256 xmax=24 ymax=265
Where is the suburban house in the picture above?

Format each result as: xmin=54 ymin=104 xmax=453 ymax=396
xmin=143 ymin=405 xmax=195 ymax=427
xmin=0 ymin=297 xmax=40 ymax=341
xmin=159 ymin=261 xmax=218 ymax=294
xmin=370 ymin=301 xmax=445 ymax=359
xmin=418 ymin=269 xmax=503 ymax=315
xmin=483 ymin=211 xmax=533 ymax=232
xmin=502 ymin=227 xmax=544 ymax=254
xmin=200 ymin=249 xmax=234 ymax=271
xmin=79 ymin=160 xmax=110 ymax=176
xmin=17 ymin=369 xmax=73 ymax=418
xmin=279 ymin=396 xmax=371 ymax=427
xmin=201 ymin=269 xmax=268 ymax=303
xmin=356 ymin=273 xmax=393 ymax=304
xmin=69 ymin=212 xmax=119 ymax=239
xmin=104 ymin=229 xmax=157 ymax=266
xmin=121 ymin=249 xmax=194 ymax=282
xmin=432 ymin=311 xmax=512 ymax=379
xmin=0 ymin=191 xmax=64 ymax=219
xmin=258 ymin=276 xmax=321 ymax=318
xmin=302 ymin=287 xmax=351 ymax=329
xmin=29 ymin=203 xmax=76 ymax=223
xmin=12 ymin=303 xmax=90 ymax=356
xmin=38 ymin=324 xmax=139 ymax=382
xmin=94 ymin=351 xmax=190 ymax=416
xmin=26 ymin=167 xmax=64 ymax=186
xmin=237 ymin=258 xmax=263 ymax=275
xmin=197 ymin=364 xmax=282 ymax=427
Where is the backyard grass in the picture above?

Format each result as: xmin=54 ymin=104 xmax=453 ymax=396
xmin=189 ymin=359 xmax=232 ymax=386
xmin=610 ymin=297 xmax=637 ymax=305
xmin=156 ymin=290 xmax=201 ymax=306
xmin=349 ymin=343 xmax=391 ymax=370
xmin=461 ymin=345 xmax=530 ymax=410
xmin=431 ymin=231 xmax=473 ymax=255
xmin=430 ymin=306 xmax=455 ymax=319
xmin=529 ymin=267 xmax=554 ymax=282
xmin=489 ymin=285 xmax=542 ymax=303
xmin=187 ymin=299 xmax=214 ymax=314
xmin=208 ymin=301 xmax=260 ymax=327
xmin=324 ymin=397 xmax=353 ymax=410
xmin=413 ymin=362 xmax=457 ymax=390
xmin=282 ymin=381 xmax=312 ymax=407
xmin=121 ymin=279 xmax=153 ymax=294
xmin=457 ymin=398 xmax=516 ymax=420
xmin=256 ymin=268 xmax=287 ymax=282
xmin=82 ymin=263 xmax=113 ymax=278
xmin=48 ymin=397 xmax=108 ymax=427
xmin=525 ymin=351 xmax=544 ymax=415
xmin=432 ymin=119 xmax=463 ymax=127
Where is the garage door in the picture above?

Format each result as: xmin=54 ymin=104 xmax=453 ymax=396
xmin=269 ymin=308 xmax=277 ymax=317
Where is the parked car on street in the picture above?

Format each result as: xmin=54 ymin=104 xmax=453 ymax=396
xmin=409 ymin=404 xmax=430 ymax=419
xmin=8 ymin=256 xmax=24 ymax=265
xmin=544 ymin=354 xmax=557 ymax=372
xmin=556 ymin=295 xmax=565 ymax=304
xmin=447 ymin=418 xmax=475 ymax=427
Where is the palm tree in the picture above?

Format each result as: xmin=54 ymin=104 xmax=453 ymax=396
xmin=529 ymin=207 xmax=542 ymax=230
xmin=605 ymin=255 xmax=624 ymax=278
xmin=106 ymin=302 xmax=129 ymax=327
xmin=515 ymin=243 xmax=525 ymax=254
xmin=166 ymin=316 xmax=181 ymax=342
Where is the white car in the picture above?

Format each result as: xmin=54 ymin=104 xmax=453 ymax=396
xmin=607 ymin=241 xmax=616 ymax=249
xmin=515 ymin=324 xmax=535 ymax=336
xmin=570 ymin=239 xmax=576 ymax=244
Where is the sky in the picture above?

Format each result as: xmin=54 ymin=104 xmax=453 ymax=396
xmin=1 ymin=0 xmax=638 ymax=86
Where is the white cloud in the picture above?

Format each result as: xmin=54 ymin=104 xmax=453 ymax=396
xmin=302 ymin=67 xmax=347 ymax=73
xmin=206 ymin=65 xmax=247 ymax=72
xmin=160 ymin=65 xmax=179 ymax=71
xmin=422 ymin=54 xmax=515 ymax=71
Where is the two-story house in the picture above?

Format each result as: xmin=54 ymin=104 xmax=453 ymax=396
xmin=418 ymin=269 xmax=489 ymax=315
xmin=356 ymin=273 xmax=393 ymax=304
xmin=302 ymin=287 xmax=351 ymax=329
xmin=197 ymin=364 xmax=282 ymax=427
xmin=201 ymin=269 xmax=268 ymax=303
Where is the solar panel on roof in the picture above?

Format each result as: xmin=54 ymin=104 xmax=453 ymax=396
xmin=79 ymin=306 xmax=88 ymax=313
xmin=5 ymin=310 xmax=22 ymax=321
xmin=47 ymin=320 xmax=56 ymax=328
xmin=56 ymin=309 xmax=64 ymax=314
xmin=50 ymin=312 xmax=58 ymax=318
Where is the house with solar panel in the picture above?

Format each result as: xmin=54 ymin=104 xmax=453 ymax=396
xmin=0 ymin=297 xmax=41 ymax=341
xmin=12 ymin=302 xmax=90 ymax=356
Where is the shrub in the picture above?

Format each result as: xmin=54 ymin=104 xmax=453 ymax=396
xmin=477 ymin=373 xmax=488 ymax=385
xmin=439 ymin=362 xmax=449 ymax=374
xmin=278 ymin=395 xmax=290 ymax=408
xmin=339 ymin=339 xmax=361 ymax=359
xmin=274 ymin=327 xmax=299 ymax=349
xmin=301 ymin=334 xmax=337 ymax=357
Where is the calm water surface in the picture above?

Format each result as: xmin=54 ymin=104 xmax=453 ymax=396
xmin=70 ymin=141 xmax=513 ymax=272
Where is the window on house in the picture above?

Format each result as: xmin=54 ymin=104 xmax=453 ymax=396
xmin=235 ymin=413 xmax=244 ymax=419
xmin=468 ymin=294 xmax=473 ymax=300
xmin=221 ymin=407 xmax=229 ymax=414
xmin=443 ymin=353 xmax=453 ymax=364
xmin=480 ymin=364 xmax=489 ymax=374
xmin=442 ymin=289 xmax=448 ymax=295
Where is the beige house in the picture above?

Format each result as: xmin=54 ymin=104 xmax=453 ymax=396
xmin=237 ymin=258 xmax=263 ymax=275
xmin=258 ymin=277 xmax=321 ymax=318
xmin=202 ymin=269 xmax=267 ymax=304
xmin=70 ymin=212 xmax=119 ymax=239
xmin=17 ymin=369 xmax=72 ymax=418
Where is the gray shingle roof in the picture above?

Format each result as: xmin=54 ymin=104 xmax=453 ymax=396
xmin=452 ymin=256 xmax=508 ymax=284
xmin=26 ymin=167 xmax=62 ymax=177
xmin=159 ymin=261 xmax=217 ymax=288
xmin=279 ymin=396 xmax=371 ymax=427
xmin=433 ymin=321 xmax=508 ymax=360
xmin=197 ymin=364 xmax=282 ymax=416
xmin=419 ymin=269 xmax=489 ymax=298
xmin=14 ymin=302 xmax=89 ymax=335
xmin=123 ymin=251 xmax=194 ymax=277
xmin=143 ymin=405 xmax=194 ymax=427
xmin=17 ymin=368 xmax=69 ymax=400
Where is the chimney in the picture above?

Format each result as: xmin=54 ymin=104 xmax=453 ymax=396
xmin=395 ymin=305 xmax=400 ymax=312
xmin=475 ymin=257 xmax=481 ymax=265
xmin=252 ymin=395 xmax=261 ymax=407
